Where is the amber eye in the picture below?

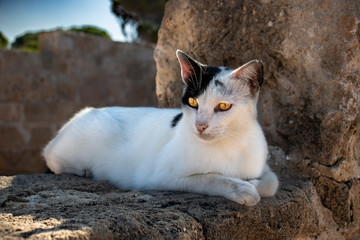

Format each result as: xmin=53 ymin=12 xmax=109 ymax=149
xmin=217 ymin=102 xmax=232 ymax=111
xmin=188 ymin=97 xmax=198 ymax=108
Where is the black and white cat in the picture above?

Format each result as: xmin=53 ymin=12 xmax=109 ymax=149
xmin=43 ymin=50 xmax=278 ymax=206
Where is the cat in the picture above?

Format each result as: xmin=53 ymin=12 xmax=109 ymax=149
xmin=43 ymin=50 xmax=279 ymax=206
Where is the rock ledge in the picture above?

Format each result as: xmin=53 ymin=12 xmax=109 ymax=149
xmin=1 ymin=174 xmax=321 ymax=239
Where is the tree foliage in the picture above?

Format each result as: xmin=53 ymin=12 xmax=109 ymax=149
xmin=11 ymin=32 xmax=39 ymax=52
xmin=111 ymin=0 xmax=167 ymax=43
xmin=69 ymin=26 xmax=111 ymax=40
xmin=11 ymin=26 xmax=112 ymax=52
xmin=0 ymin=32 xmax=9 ymax=49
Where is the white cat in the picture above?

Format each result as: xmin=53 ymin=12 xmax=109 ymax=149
xmin=43 ymin=50 xmax=278 ymax=206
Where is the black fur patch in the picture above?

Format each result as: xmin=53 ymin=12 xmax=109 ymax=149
xmin=214 ymin=80 xmax=224 ymax=88
xmin=181 ymin=66 xmax=221 ymax=106
xmin=45 ymin=168 xmax=55 ymax=174
xmin=171 ymin=113 xmax=183 ymax=127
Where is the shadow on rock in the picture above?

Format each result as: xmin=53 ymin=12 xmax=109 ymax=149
xmin=0 ymin=173 xmax=320 ymax=239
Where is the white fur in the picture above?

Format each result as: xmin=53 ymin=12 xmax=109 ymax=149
xmin=43 ymin=58 xmax=279 ymax=206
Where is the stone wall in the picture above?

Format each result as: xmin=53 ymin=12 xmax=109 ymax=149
xmin=155 ymin=0 xmax=360 ymax=238
xmin=0 ymin=31 xmax=157 ymax=175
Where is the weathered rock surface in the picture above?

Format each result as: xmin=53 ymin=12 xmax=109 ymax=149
xmin=0 ymin=173 xmax=322 ymax=240
xmin=155 ymin=0 xmax=360 ymax=238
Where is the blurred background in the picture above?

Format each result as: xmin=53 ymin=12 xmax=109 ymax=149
xmin=0 ymin=0 xmax=167 ymax=175
xmin=0 ymin=0 xmax=167 ymax=50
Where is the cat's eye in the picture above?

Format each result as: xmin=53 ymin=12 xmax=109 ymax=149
xmin=188 ymin=97 xmax=198 ymax=108
xmin=216 ymin=102 xmax=232 ymax=112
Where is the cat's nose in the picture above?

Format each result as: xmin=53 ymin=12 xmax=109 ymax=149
xmin=196 ymin=123 xmax=208 ymax=133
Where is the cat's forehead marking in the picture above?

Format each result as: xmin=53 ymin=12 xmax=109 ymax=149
xmin=214 ymin=80 xmax=223 ymax=87
xmin=181 ymin=66 xmax=222 ymax=105
xmin=211 ymin=69 xmax=234 ymax=95
xmin=209 ymin=68 xmax=252 ymax=103
xmin=204 ymin=67 xmax=231 ymax=94
xmin=214 ymin=80 xmax=227 ymax=95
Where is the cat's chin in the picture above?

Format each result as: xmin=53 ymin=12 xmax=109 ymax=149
xmin=196 ymin=133 xmax=219 ymax=142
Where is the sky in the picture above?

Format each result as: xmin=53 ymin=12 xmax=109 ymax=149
xmin=0 ymin=0 xmax=128 ymax=44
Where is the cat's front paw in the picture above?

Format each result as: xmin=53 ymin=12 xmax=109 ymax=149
xmin=226 ymin=181 xmax=260 ymax=206
xmin=248 ymin=179 xmax=260 ymax=188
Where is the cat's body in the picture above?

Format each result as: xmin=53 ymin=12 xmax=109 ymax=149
xmin=44 ymin=50 xmax=278 ymax=206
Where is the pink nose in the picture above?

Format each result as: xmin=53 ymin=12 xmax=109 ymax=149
xmin=196 ymin=124 xmax=208 ymax=133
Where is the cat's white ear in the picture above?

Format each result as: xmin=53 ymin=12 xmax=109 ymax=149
xmin=231 ymin=60 xmax=264 ymax=96
xmin=176 ymin=50 xmax=202 ymax=86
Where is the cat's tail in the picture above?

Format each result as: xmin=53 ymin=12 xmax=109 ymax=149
xmin=42 ymin=141 xmax=65 ymax=174
xmin=42 ymin=107 xmax=95 ymax=177
xmin=43 ymin=138 xmax=91 ymax=177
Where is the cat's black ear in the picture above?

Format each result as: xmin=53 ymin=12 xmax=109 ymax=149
xmin=176 ymin=50 xmax=202 ymax=86
xmin=231 ymin=60 xmax=264 ymax=96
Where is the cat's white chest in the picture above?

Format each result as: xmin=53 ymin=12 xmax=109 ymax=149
xmin=182 ymin=141 xmax=265 ymax=179
xmin=137 ymin=126 xmax=267 ymax=187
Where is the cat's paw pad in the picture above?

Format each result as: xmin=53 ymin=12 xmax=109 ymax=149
xmin=227 ymin=183 xmax=260 ymax=206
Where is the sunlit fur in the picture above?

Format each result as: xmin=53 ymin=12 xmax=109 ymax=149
xmin=43 ymin=50 xmax=278 ymax=206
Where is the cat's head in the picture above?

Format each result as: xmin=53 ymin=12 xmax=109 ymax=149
xmin=176 ymin=50 xmax=263 ymax=142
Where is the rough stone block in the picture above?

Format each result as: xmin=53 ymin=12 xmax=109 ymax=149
xmin=24 ymin=102 xmax=76 ymax=125
xmin=154 ymin=0 xmax=360 ymax=237
xmin=0 ymin=149 xmax=47 ymax=175
xmin=0 ymin=126 xmax=25 ymax=149
xmin=0 ymin=103 xmax=22 ymax=123
xmin=56 ymin=76 xmax=78 ymax=101
xmin=0 ymin=51 xmax=56 ymax=102
xmin=0 ymin=153 xmax=13 ymax=176
xmin=0 ymin=31 xmax=158 ymax=175
xmin=0 ymin=174 xmax=326 ymax=240
xmin=29 ymin=127 xmax=52 ymax=148
xmin=155 ymin=0 xmax=360 ymax=179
